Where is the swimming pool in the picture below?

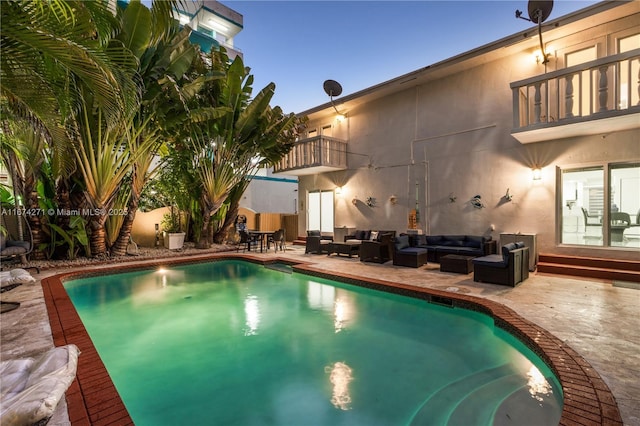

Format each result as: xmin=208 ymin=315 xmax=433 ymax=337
xmin=64 ymin=260 xmax=563 ymax=425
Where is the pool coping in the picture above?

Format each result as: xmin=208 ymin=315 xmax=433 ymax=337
xmin=41 ymin=253 xmax=623 ymax=425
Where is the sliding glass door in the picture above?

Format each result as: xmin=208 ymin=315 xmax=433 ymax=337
xmin=308 ymin=190 xmax=334 ymax=233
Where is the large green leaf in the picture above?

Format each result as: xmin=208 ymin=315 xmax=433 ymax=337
xmin=117 ymin=0 xmax=152 ymax=59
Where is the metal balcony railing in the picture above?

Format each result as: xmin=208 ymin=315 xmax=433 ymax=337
xmin=511 ymin=49 xmax=640 ymax=143
xmin=273 ymin=136 xmax=347 ymax=175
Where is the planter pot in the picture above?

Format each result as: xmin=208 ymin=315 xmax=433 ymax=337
xmin=163 ymin=232 xmax=185 ymax=250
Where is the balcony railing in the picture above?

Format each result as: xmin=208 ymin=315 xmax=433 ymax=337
xmin=273 ymin=136 xmax=347 ymax=176
xmin=511 ymin=49 xmax=640 ymax=143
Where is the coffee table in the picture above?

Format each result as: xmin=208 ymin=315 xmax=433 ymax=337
xmin=327 ymin=242 xmax=360 ymax=258
xmin=440 ymin=254 xmax=475 ymax=274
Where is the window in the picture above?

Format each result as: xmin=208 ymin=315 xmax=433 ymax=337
xmin=560 ymin=163 xmax=640 ymax=248
xmin=307 ymin=190 xmax=334 ymax=234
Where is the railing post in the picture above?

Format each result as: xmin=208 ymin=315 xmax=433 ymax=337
xmin=564 ymin=75 xmax=574 ymax=118
xmin=598 ymin=65 xmax=609 ymax=112
xmin=534 ymin=82 xmax=542 ymax=123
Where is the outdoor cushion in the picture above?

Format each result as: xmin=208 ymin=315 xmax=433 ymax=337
xmin=397 ymin=247 xmax=427 ymax=255
xmin=0 ymin=246 xmax=27 ymax=256
xmin=345 ymin=239 xmax=362 ymax=245
xmin=395 ymin=235 xmax=410 ymax=250
xmin=0 ymin=269 xmax=36 ymax=286
xmin=307 ymin=230 xmax=321 ymax=237
xmin=465 ymin=235 xmax=483 ymax=248
xmin=369 ymin=231 xmax=379 ymax=241
xmin=426 ymin=235 xmax=442 ymax=245
xmin=472 ymin=254 xmax=507 ymax=268
xmin=0 ymin=345 xmax=79 ymax=425
xmin=502 ymin=243 xmax=518 ymax=261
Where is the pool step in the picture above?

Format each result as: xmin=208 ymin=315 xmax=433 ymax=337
xmin=408 ymin=364 xmax=514 ymax=425
xmin=410 ymin=364 xmax=560 ymax=426
xmin=265 ymin=263 xmax=293 ymax=274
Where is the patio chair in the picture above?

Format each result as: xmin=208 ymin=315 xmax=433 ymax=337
xmin=359 ymin=232 xmax=394 ymax=263
xmin=238 ymin=230 xmax=260 ymax=252
xmin=305 ymin=230 xmax=333 ymax=254
xmin=1 ymin=213 xmax=34 ymax=269
xmin=268 ymin=228 xmax=286 ymax=252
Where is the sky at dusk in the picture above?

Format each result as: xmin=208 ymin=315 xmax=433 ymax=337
xmin=225 ymin=1 xmax=599 ymax=113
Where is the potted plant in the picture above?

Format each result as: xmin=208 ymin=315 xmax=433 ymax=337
xmin=161 ymin=208 xmax=185 ymax=250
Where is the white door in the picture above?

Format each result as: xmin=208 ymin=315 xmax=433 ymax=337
xmin=308 ymin=191 xmax=334 ymax=233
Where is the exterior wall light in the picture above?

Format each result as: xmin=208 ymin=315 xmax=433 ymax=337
xmin=532 ymin=168 xmax=542 ymax=180
xmin=335 ymin=186 xmax=342 ymax=195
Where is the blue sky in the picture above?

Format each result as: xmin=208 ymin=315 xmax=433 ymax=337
xmin=225 ymin=1 xmax=598 ymax=113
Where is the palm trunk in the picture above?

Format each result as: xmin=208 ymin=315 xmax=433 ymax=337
xmin=110 ymin=196 xmax=139 ymax=256
xmin=88 ymin=215 xmax=108 ymax=257
xmin=213 ymin=201 xmax=238 ymax=244
xmin=196 ymin=214 xmax=211 ymax=249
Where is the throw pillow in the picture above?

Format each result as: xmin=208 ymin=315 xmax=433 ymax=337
xmin=369 ymin=231 xmax=379 ymax=241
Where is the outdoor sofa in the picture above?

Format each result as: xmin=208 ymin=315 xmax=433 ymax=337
xmin=406 ymin=234 xmax=496 ymax=263
xmin=472 ymin=242 xmax=530 ymax=286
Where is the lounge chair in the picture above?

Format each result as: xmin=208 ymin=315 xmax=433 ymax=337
xmin=0 ymin=212 xmax=34 ymax=268
xmin=0 ymin=345 xmax=80 ymax=425
xmin=305 ymin=230 xmax=333 ymax=254
xmin=359 ymin=232 xmax=395 ymax=263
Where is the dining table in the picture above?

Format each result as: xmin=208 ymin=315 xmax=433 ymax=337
xmin=247 ymin=230 xmax=275 ymax=253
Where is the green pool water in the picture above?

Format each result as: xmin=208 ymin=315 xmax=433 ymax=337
xmin=64 ymin=260 xmax=563 ymax=425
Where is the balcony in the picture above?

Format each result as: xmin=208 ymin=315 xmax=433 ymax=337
xmin=510 ymin=49 xmax=640 ymax=144
xmin=273 ymin=136 xmax=347 ymax=176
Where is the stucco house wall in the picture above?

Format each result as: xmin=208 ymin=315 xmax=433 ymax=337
xmin=297 ymin=2 xmax=639 ymax=261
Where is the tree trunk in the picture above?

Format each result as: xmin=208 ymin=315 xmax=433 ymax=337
xmin=196 ymin=215 xmax=210 ymax=249
xmin=88 ymin=214 xmax=108 ymax=257
xmin=110 ymin=195 xmax=140 ymax=257
xmin=27 ymin=190 xmax=46 ymax=260
xmin=213 ymin=201 xmax=238 ymax=244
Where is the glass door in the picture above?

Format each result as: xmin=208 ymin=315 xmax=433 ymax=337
xmin=308 ymin=190 xmax=334 ymax=234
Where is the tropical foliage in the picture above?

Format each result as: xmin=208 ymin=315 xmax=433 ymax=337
xmin=0 ymin=0 xmax=304 ymax=260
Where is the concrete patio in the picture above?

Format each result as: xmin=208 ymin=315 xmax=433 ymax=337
xmin=1 ymin=245 xmax=638 ymax=425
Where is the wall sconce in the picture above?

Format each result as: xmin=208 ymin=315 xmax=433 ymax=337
xmin=335 ymin=186 xmax=342 ymax=195
xmin=532 ymin=168 xmax=542 ymax=181
xmin=504 ymin=188 xmax=513 ymax=202
xmin=336 ymin=114 xmax=346 ymax=122
xmin=470 ymin=195 xmax=484 ymax=209
xmin=389 ymin=195 xmax=397 ymax=205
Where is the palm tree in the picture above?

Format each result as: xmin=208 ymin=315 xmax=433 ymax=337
xmin=1 ymin=0 xmax=138 ymax=135
xmin=184 ymin=51 xmax=302 ymax=248
xmin=109 ymin=1 xmax=197 ymax=256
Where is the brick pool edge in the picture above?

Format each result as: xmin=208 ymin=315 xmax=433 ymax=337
xmin=41 ymin=253 xmax=622 ymax=425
